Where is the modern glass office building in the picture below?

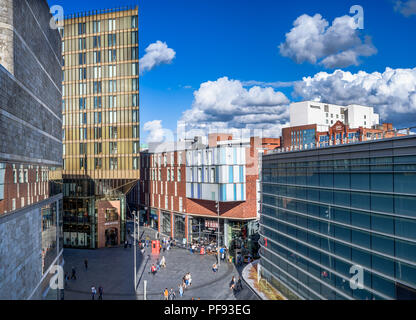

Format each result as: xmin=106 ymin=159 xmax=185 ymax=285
xmin=61 ymin=7 xmax=139 ymax=248
xmin=259 ymin=135 xmax=416 ymax=300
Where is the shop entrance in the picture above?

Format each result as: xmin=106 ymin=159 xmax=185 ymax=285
xmin=105 ymin=228 xmax=118 ymax=247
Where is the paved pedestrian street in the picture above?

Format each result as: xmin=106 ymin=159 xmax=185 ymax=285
xmin=137 ymin=246 xmax=257 ymax=300
xmin=61 ymin=226 xmax=258 ymax=300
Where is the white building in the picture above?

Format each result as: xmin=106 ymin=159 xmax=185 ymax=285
xmin=289 ymin=101 xmax=379 ymax=131
xmin=185 ymin=146 xmax=246 ymax=202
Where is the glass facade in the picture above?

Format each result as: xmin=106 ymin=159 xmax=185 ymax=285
xmin=174 ymin=214 xmax=186 ymax=242
xmin=259 ymin=137 xmax=416 ymax=300
xmin=189 ymin=217 xmax=224 ymax=246
xmin=0 ymin=162 xmax=62 ymax=215
xmin=62 ymin=8 xmax=139 ymax=248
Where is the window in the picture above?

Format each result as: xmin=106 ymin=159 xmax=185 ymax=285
xmin=132 ymin=78 xmax=139 ymax=91
xmin=78 ymin=23 xmax=86 ymax=35
xmin=132 ymin=16 xmax=138 ymax=28
xmin=110 ymin=158 xmax=118 ymax=170
xmin=108 ymin=33 xmax=116 ymax=47
xmin=93 ymin=20 xmax=100 ymax=33
xmin=80 ymin=157 xmax=86 ymax=170
xmin=132 ymin=110 xmax=139 ymax=122
xmin=94 ymin=96 xmax=102 ymax=109
xmin=94 ymin=142 xmax=102 ymax=154
xmin=109 ymin=126 xmax=117 ymax=139
xmin=133 ymin=141 xmax=140 ymax=154
xmin=105 ymin=208 xmax=118 ymax=222
xmin=210 ymin=167 xmax=215 ymax=183
xmin=108 ymin=111 xmax=117 ymax=123
xmin=93 ymin=81 xmax=102 ymax=93
xmin=79 ymin=98 xmax=86 ymax=110
xmin=109 ymin=142 xmax=117 ymax=154
xmin=95 ymin=158 xmax=102 ymax=169
xmin=93 ymin=51 xmax=101 ymax=63
xmin=108 ymin=19 xmax=116 ymax=31
xmin=108 ymin=49 xmax=117 ymax=62
xmin=108 ymin=95 xmax=116 ymax=108
xmin=93 ymin=36 xmax=101 ymax=48
xmin=94 ymin=127 xmax=102 ymax=139
xmin=78 ymin=52 xmax=86 ymax=65
xmin=94 ymin=112 xmax=101 ymax=124
xmin=79 ymin=68 xmax=86 ymax=80
xmin=131 ymin=47 xmax=138 ymax=60
xmin=132 ymin=94 xmax=138 ymax=107
xmin=178 ymin=169 xmax=181 ymax=182
xmin=108 ymin=80 xmax=117 ymax=93
xmin=131 ymin=31 xmax=138 ymax=44
xmin=108 ymin=65 xmax=116 ymax=77
xmin=79 ymin=142 xmax=87 ymax=155
xmin=78 ymin=38 xmax=86 ymax=50
xmin=93 ymin=66 xmax=101 ymax=78
xmin=132 ymin=125 xmax=139 ymax=138
xmin=132 ymin=63 xmax=138 ymax=75
xmin=133 ymin=157 xmax=139 ymax=170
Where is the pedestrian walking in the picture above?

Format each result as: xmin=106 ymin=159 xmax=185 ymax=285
xmin=91 ymin=286 xmax=97 ymax=300
xmin=212 ymin=263 xmax=218 ymax=273
xmin=124 ymin=240 xmax=128 ymax=249
xmin=169 ymin=288 xmax=176 ymax=300
xmin=160 ymin=256 xmax=166 ymax=268
xmin=163 ymin=288 xmax=169 ymax=300
xmin=71 ymin=267 xmax=76 ymax=280
xmin=98 ymin=286 xmax=103 ymax=300
xmin=84 ymin=259 xmax=88 ymax=271
xmin=178 ymin=284 xmax=184 ymax=297
xmin=151 ymin=264 xmax=157 ymax=275
xmin=188 ymin=273 xmax=192 ymax=287
xmin=64 ymin=272 xmax=69 ymax=286
xmin=229 ymin=276 xmax=236 ymax=291
xmin=220 ymin=247 xmax=225 ymax=261
xmin=236 ymin=277 xmax=243 ymax=292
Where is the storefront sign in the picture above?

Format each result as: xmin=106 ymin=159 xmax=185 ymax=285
xmin=104 ymin=221 xmax=119 ymax=227
xmin=205 ymin=220 xmax=218 ymax=229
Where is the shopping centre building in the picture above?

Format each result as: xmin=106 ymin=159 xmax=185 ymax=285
xmin=0 ymin=0 xmax=63 ymax=299
xmin=139 ymin=133 xmax=280 ymax=256
xmin=259 ymin=134 xmax=416 ymax=299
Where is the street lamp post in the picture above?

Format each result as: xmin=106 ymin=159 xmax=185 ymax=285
xmin=133 ymin=210 xmax=137 ymax=291
xmin=216 ymin=183 xmax=220 ymax=267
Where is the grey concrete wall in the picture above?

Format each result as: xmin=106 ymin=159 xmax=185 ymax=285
xmin=0 ymin=0 xmax=62 ymax=165
xmin=0 ymin=0 xmax=14 ymax=74
xmin=0 ymin=0 xmax=63 ymax=300
xmin=0 ymin=201 xmax=42 ymax=300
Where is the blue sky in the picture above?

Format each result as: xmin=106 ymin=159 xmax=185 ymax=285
xmin=49 ymin=0 xmax=416 ymax=142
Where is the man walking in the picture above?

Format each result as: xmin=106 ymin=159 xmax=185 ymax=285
xmin=84 ymin=259 xmax=88 ymax=271
xmin=71 ymin=267 xmax=76 ymax=280
xmin=91 ymin=285 xmax=97 ymax=300
xmin=169 ymin=288 xmax=176 ymax=300
xmin=178 ymin=284 xmax=184 ymax=298
xmin=163 ymin=288 xmax=169 ymax=300
xmin=98 ymin=286 xmax=103 ymax=300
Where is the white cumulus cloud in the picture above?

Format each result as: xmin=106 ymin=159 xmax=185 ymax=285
xmin=143 ymin=120 xmax=173 ymax=143
xmin=279 ymin=14 xmax=377 ymax=68
xmin=293 ymin=67 xmax=416 ymax=125
xmin=395 ymin=0 xmax=416 ymax=17
xmin=139 ymin=41 xmax=176 ymax=75
xmin=180 ymin=77 xmax=290 ymax=138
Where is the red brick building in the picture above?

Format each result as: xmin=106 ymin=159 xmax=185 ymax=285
xmin=139 ymin=134 xmax=280 ymax=255
xmin=282 ymin=121 xmax=403 ymax=150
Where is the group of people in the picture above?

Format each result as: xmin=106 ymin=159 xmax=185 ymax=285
xmin=150 ymin=255 xmax=167 ymax=275
xmin=229 ymin=276 xmax=243 ymax=293
xmin=160 ymin=237 xmax=176 ymax=252
xmin=90 ymin=285 xmax=104 ymax=300
xmin=163 ymin=288 xmax=176 ymax=300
